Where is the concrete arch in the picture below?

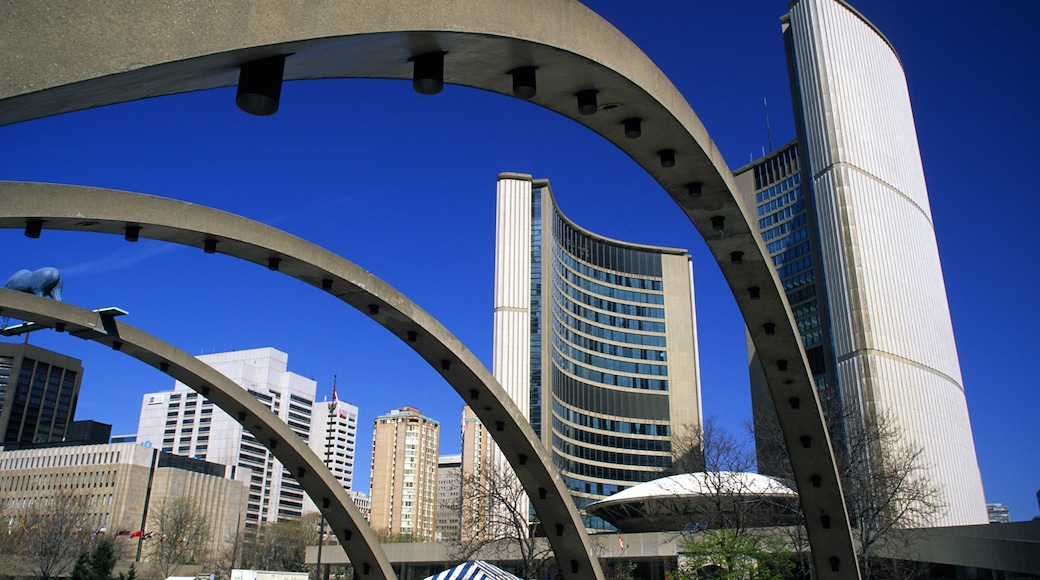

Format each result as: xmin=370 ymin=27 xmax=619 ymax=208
xmin=0 ymin=1 xmax=858 ymax=577
xmin=0 ymin=182 xmax=601 ymax=580
xmin=0 ymin=287 xmax=398 ymax=580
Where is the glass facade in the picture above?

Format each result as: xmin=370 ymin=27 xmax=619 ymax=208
xmin=534 ymin=186 xmax=686 ymax=530
xmin=0 ymin=344 xmax=82 ymax=445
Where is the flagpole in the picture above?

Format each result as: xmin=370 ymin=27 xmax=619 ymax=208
xmin=315 ymin=376 xmax=336 ymax=580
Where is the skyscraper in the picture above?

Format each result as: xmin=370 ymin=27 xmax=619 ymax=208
xmin=494 ymin=173 xmax=702 ymax=529
xmin=137 ymin=347 xmax=316 ymax=526
xmin=368 ymin=406 xmax=440 ymax=541
xmin=436 ymin=453 xmax=462 ymax=542
xmin=304 ymin=390 xmax=360 ymax=514
xmin=0 ymin=342 xmax=82 ymax=445
xmin=738 ymin=0 xmax=987 ymax=526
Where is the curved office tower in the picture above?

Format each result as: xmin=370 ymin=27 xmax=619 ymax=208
xmin=786 ymin=0 xmax=986 ymax=525
xmin=494 ymin=173 xmax=702 ymax=529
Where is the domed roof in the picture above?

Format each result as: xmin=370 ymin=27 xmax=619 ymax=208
xmin=586 ymin=472 xmax=799 ymax=533
xmin=605 ymin=471 xmax=797 ymax=502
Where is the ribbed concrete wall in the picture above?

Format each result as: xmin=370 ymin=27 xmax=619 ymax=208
xmin=790 ymin=0 xmax=987 ymax=526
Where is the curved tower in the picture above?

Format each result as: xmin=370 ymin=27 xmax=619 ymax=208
xmin=784 ymin=0 xmax=987 ymax=525
xmin=494 ymin=173 xmax=702 ymax=529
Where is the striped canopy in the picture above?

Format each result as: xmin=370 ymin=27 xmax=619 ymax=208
xmin=423 ymin=561 xmax=521 ymax=580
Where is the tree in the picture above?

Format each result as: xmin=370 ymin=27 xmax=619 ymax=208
xmin=753 ymin=405 xmax=945 ymax=579
xmin=148 ymin=497 xmax=211 ymax=580
xmin=672 ymin=529 xmax=796 ymax=580
xmin=238 ymin=520 xmax=313 ymax=573
xmin=15 ymin=489 xmax=92 ymax=580
xmin=69 ymin=538 xmax=117 ymax=580
xmin=446 ymin=462 xmax=551 ymax=580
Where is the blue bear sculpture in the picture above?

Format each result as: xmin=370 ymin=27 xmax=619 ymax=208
xmin=4 ymin=267 xmax=63 ymax=301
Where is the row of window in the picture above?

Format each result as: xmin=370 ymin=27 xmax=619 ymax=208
xmin=552 ymin=318 xmax=667 ymax=362
xmin=555 ymin=270 xmax=665 ymax=319
xmin=756 ymin=184 xmax=802 ymax=217
xmin=553 ymin=452 xmax=662 ymax=485
xmin=0 ymin=450 xmax=123 ymax=470
xmin=778 ymin=256 xmax=813 ymax=280
xmin=551 ymin=400 xmax=670 ymax=436
xmin=553 ymin=334 xmax=669 ymax=378
xmin=552 ymin=434 xmax=671 ymax=468
xmin=554 ymin=248 xmax=664 ymax=291
xmin=771 ymin=240 xmax=811 ymax=268
xmin=552 ymin=209 xmax=664 ymax=278
xmin=759 ymin=199 xmax=806 ymax=230
xmin=555 ymin=290 xmax=667 ymax=334
xmin=755 ymin=174 xmax=801 ymax=204
xmin=761 ymin=212 xmax=808 ymax=242
xmin=766 ymin=225 xmax=809 ymax=254
xmin=554 ymin=308 xmax=667 ymax=348
xmin=552 ymin=417 xmax=672 ymax=452
xmin=554 ymin=249 xmax=665 ymax=304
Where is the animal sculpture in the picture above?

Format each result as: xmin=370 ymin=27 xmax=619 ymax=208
xmin=4 ymin=267 xmax=63 ymax=301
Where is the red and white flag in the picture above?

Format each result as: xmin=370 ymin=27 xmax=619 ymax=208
xmin=332 ymin=376 xmax=345 ymax=419
xmin=618 ymin=534 xmax=626 ymax=553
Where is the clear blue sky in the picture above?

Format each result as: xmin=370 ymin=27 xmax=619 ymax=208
xmin=2 ymin=1 xmax=1037 ymax=521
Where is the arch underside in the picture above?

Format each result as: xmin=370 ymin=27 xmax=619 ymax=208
xmin=0 ymin=1 xmax=859 ymax=577
xmin=0 ymin=183 xmax=596 ymax=580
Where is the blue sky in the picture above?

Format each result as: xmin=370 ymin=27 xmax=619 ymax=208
xmin=2 ymin=1 xmax=1038 ymax=521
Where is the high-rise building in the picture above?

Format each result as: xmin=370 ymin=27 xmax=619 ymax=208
xmin=986 ymin=504 xmax=1010 ymax=524
xmin=304 ymin=391 xmax=360 ymax=514
xmin=493 ymin=173 xmax=702 ymax=529
xmin=0 ymin=342 xmax=83 ymax=444
xmin=737 ymin=0 xmax=987 ymax=526
xmin=436 ymin=453 xmax=462 ymax=541
xmin=0 ymin=441 xmax=247 ymax=557
xmin=349 ymin=490 xmax=371 ymax=521
xmin=368 ymin=406 xmax=439 ymax=541
xmin=137 ymin=347 xmax=316 ymax=526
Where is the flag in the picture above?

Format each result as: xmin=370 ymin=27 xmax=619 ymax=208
xmin=618 ymin=534 xmax=626 ymax=553
xmin=143 ymin=532 xmax=154 ymax=540
xmin=332 ymin=376 xmax=345 ymax=419
xmin=159 ymin=533 xmax=167 ymax=542
xmin=117 ymin=530 xmax=132 ymax=537
xmin=130 ymin=530 xmax=143 ymax=538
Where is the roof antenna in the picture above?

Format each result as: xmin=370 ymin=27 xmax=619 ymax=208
xmin=764 ymin=97 xmax=773 ymax=153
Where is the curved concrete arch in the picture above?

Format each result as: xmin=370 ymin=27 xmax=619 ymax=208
xmin=0 ymin=288 xmax=398 ymax=580
xmin=0 ymin=2 xmax=858 ymax=577
xmin=0 ymin=182 xmax=602 ymax=580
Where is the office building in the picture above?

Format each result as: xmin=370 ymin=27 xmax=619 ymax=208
xmin=494 ymin=173 xmax=702 ymax=529
xmin=0 ymin=441 xmax=247 ymax=557
xmin=350 ymin=490 xmax=371 ymax=522
xmin=436 ymin=454 xmax=462 ymax=541
xmin=737 ymin=0 xmax=987 ymax=526
xmin=0 ymin=342 xmax=82 ymax=444
xmin=304 ymin=391 xmax=360 ymax=514
xmin=369 ymin=406 xmax=439 ymax=541
xmin=986 ymin=504 xmax=1010 ymax=524
xmin=137 ymin=347 xmax=316 ymax=526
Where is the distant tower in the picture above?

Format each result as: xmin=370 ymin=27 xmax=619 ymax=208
xmin=369 ymin=406 xmax=439 ymax=541
xmin=304 ymin=383 xmax=359 ymax=514
xmin=137 ymin=347 xmax=316 ymax=526
xmin=436 ymin=453 xmax=462 ymax=541
xmin=0 ymin=342 xmax=83 ymax=444
xmin=737 ymin=0 xmax=987 ymax=526
xmin=493 ymin=173 xmax=702 ymax=529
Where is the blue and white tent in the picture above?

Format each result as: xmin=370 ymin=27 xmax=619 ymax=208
xmin=422 ymin=561 xmax=521 ymax=580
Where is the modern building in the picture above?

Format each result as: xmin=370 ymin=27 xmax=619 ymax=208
xmin=349 ymin=490 xmax=371 ymax=522
xmin=0 ymin=342 xmax=83 ymax=445
xmin=493 ymin=173 xmax=702 ymax=529
xmin=0 ymin=441 xmax=247 ymax=557
xmin=737 ymin=0 xmax=987 ymax=526
xmin=436 ymin=454 xmax=462 ymax=542
xmin=136 ymin=347 xmax=316 ymax=526
xmin=304 ymin=389 xmax=360 ymax=514
xmin=987 ymin=504 xmax=1011 ymax=524
xmin=369 ymin=406 xmax=440 ymax=541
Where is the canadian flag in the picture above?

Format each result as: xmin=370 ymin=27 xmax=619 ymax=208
xmin=332 ymin=377 xmax=345 ymax=420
